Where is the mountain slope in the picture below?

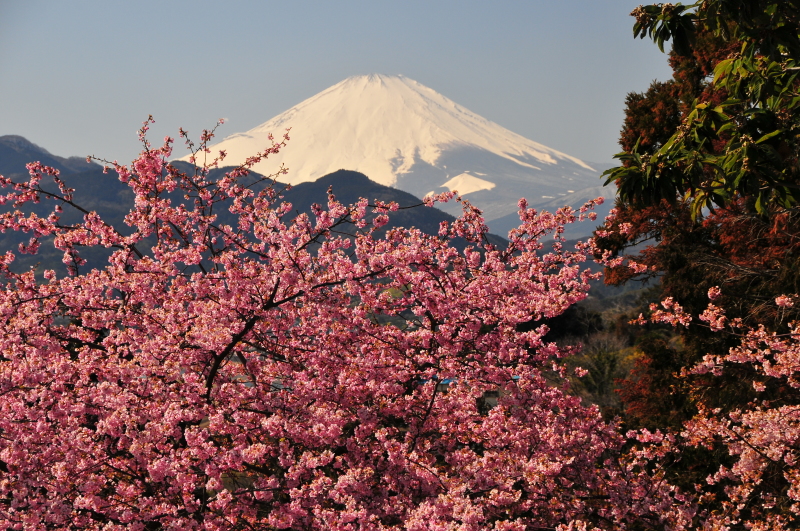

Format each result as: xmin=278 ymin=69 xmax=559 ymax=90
xmin=0 ymin=158 xmax=507 ymax=273
xmin=278 ymin=169 xmax=507 ymax=249
xmin=0 ymin=135 xmax=99 ymax=176
xmin=179 ymin=74 xmax=607 ymax=225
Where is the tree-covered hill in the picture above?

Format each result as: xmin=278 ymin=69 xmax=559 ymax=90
xmin=0 ymin=148 xmax=508 ymax=274
xmin=0 ymin=135 xmax=99 ymax=176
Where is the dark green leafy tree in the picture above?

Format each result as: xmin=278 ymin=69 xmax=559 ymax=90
xmin=595 ymin=4 xmax=800 ymax=523
xmin=607 ymin=0 xmax=800 ymax=217
xmin=598 ymin=0 xmax=800 ymax=346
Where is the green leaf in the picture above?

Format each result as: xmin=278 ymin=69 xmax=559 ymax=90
xmin=755 ymin=194 xmax=765 ymax=214
xmin=755 ymin=130 xmax=782 ymax=144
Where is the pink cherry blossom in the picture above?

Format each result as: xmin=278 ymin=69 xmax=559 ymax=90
xmin=707 ymin=286 xmax=722 ymax=301
xmin=0 ymin=124 xmax=679 ymax=529
xmin=630 ymin=295 xmax=800 ymax=529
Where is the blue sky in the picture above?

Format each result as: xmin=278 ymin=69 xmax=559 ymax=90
xmin=0 ymin=0 xmax=673 ymax=165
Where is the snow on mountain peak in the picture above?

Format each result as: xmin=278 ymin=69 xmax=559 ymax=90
xmin=181 ymin=74 xmax=604 ymax=222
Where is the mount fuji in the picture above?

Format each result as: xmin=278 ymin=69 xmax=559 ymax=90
xmin=182 ymin=74 xmax=613 ymax=233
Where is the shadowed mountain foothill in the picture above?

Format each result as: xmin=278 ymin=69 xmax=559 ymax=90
xmin=0 ymin=143 xmax=508 ymax=272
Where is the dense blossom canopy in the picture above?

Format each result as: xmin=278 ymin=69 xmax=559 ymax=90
xmin=6 ymin=2 xmax=800 ymax=522
xmin=0 ymin=122 xmax=681 ymax=530
xmin=2 ymin=119 xmax=800 ymax=530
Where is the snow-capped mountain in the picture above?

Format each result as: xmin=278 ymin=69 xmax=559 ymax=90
xmin=182 ymin=74 xmax=611 ymax=226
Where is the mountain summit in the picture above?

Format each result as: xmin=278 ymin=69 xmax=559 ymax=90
xmin=183 ymin=74 xmax=610 ymax=223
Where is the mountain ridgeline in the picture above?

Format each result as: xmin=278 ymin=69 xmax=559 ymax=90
xmin=0 ymin=137 xmax=506 ymax=274
xmin=0 ymin=135 xmax=100 ymax=176
xmin=276 ymin=168 xmax=508 ymax=249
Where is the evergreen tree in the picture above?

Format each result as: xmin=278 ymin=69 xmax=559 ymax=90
xmin=597 ymin=2 xmax=800 ymax=428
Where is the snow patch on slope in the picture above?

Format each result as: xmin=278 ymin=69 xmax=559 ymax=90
xmin=440 ymin=173 xmax=496 ymax=195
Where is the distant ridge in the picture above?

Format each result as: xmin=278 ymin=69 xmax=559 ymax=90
xmin=276 ymin=169 xmax=508 ymax=249
xmin=175 ymin=163 xmax=508 ymax=249
xmin=0 ymin=135 xmax=99 ymax=175
xmin=0 ymin=147 xmax=508 ymax=272
xmin=179 ymin=74 xmax=611 ymax=228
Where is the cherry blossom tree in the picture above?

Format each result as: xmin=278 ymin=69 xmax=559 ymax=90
xmin=625 ymin=288 xmax=800 ymax=530
xmin=0 ymin=120 xmax=680 ymax=530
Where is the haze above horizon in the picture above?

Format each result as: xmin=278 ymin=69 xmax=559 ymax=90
xmin=0 ymin=0 xmax=673 ymax=166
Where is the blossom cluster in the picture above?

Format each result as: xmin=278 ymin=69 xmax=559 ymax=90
xmin=0 ymin=125 xmax=674 ymax=529
xmin=631 ymin=287 xmax=800 ymax=529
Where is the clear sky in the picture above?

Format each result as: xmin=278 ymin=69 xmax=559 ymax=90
xmin=0 ymin=0 xmax=673 ymax=166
